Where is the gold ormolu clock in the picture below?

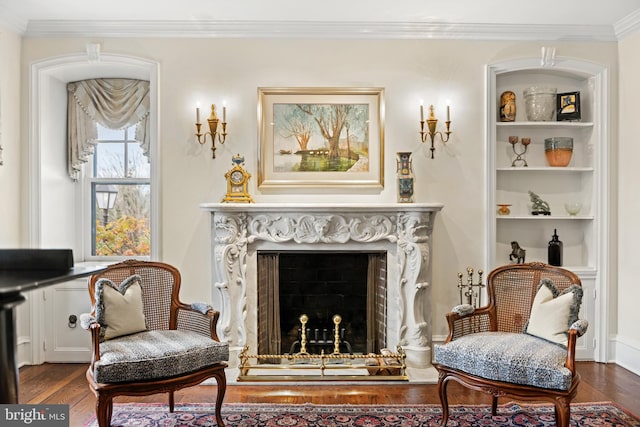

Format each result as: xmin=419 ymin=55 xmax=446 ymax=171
xmin=222 ymin=154 xmax=254 ymax=203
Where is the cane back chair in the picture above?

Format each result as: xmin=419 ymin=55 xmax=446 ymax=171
xmin=80 ymin=260 xmax=228 ymax=427
xmin=433 ymin=262 xmax=588 ymax=427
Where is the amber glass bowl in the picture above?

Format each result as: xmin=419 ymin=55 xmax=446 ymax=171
xmin=544 ymin=137 xmax=573 ymax=167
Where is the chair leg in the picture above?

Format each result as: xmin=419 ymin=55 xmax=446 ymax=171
xmin=437 ymin=373 xmax=450 ymax=427
xmin=554 ymin=399 xmax=571 ymax=427
xmin=96 ymin=394 xmax=113 ymax=427
xmin=491 ymin=396 xmax=498 ymax=416
xmin=169 ymin=391 xmax=175 ymax=412
xmin=213 ymin=370 xmax=227 ymax=427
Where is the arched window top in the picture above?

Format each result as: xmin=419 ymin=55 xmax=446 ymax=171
xmin=68 ymin=78 xmax=150 ymax=181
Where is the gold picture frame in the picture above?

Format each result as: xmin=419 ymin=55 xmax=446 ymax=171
xmin=257 ymin=87 xmax=384 ymax=190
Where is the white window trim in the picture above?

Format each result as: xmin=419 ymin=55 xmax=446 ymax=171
xmin=27 ymin=53 xmax=160 ymax=365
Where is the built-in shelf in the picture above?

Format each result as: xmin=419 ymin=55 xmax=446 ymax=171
xmin=496 ymin=167 xmax=593 ymax=172
xmin=486 ymin=57 xmax=609 ymax=361
xmin=497 ymin=215 xmax=594 ymax=220
xmin=497 ymin=121 xmax=594 ymax=128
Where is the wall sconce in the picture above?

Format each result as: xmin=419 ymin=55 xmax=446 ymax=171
xmin=195 ymin=103 xmax=227 ymax=158
xmin=419 ymin=103 xmax=452 ymax=159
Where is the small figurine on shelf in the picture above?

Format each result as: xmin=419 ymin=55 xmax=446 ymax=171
xmin=529 ymin=190 xmax=551 ymax=215
xmin=509 ymin=241 xmax=526 ymax=264
xmin=500 ymin=91 xmax=516 ymax=122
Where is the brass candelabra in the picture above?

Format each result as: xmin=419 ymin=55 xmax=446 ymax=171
xmin=509 ymin=136 xmax=530 ymax=167
xmin=195 ymin=103 xmax=227 ymax=158
xmin=419 ymin=104 xmax=452 ymax=159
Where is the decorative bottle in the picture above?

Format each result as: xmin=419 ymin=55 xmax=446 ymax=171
xmin=396 ymin=152 xmax=414 ymax=203
xmin=548 ymin=229 xmax=563 ymax=266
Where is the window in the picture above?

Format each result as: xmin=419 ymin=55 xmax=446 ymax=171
xmin=88 ymin=124 xmax=151 ymax=258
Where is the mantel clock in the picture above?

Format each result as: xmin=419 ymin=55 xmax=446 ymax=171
xmin=223 ymin=154 xmax=254 ymax=203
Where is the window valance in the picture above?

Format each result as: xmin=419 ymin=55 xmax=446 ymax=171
xmin=68 ymin=78 xmax=150 ymax=180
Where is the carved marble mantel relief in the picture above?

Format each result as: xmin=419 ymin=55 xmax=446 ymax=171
xmin=200 ymin=203 xmax=443 ymax=368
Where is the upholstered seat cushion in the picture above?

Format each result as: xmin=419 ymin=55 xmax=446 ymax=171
xmin=94 ymin=330 xmax=229 ymax=384
xmin=433 ymin=332 xmax=572 ymax=390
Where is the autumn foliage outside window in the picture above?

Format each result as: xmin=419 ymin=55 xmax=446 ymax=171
xmin=92 ymin=125 xmax=150 ymax=257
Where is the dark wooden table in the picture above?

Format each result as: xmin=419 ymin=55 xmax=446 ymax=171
xmin=0 ymin=264 xmax=106 ymax=403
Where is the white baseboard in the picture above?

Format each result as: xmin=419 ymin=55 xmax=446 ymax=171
xmin=610 ymin=334 xmax=640 ymax=375
xmin=17 ymin=336 xmax=32 ymax=368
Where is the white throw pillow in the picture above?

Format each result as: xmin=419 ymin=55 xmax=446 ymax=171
xmin=525 ymin=278 xmax=583 ymax=346
xmin=95 ymin=275 xmax=147 ymax=341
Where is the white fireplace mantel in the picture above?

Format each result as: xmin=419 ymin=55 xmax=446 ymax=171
xmin=200 ymin=202 xmax=443 ymax=369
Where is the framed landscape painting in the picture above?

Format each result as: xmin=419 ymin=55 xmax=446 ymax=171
xmin=257 ymin=87 xmax=384 ymax=190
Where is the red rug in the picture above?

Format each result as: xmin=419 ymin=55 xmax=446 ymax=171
xmin=82 ymin=401 xmax=640 ymax=426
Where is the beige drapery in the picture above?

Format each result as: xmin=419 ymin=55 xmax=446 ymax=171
xmin=67 ymin=78 xmax=150 ymax=181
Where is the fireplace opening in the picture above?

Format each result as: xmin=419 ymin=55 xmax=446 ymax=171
xmin=257 ymin=251 xmax=387 ymax=357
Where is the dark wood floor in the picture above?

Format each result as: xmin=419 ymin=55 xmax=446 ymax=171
xmin=18 ymin=361 xmax=640 ymax=426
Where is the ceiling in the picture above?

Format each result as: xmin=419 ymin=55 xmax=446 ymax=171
xmin=1 ymin=0 xmax=640 ymax=40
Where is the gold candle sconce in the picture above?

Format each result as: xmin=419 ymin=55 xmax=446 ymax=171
xmin=195 ymin=103 xmax=228 ymax=158
xmin=419 ymin=103 xmax=452 ymax=159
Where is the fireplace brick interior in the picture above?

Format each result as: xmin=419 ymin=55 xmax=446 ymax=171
xmin=257 ymin=251 xmax=387 ymax=356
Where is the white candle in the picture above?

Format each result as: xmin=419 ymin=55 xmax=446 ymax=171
xmin=447 ymin=104 xmax=450 ymax=122
xmin=223 ymin=104 xmax=227 ymax=122
xmin=196 ymin=104 xmax=200 ymax=123
xmin=420 ymin=103 xmax=424 ymax=121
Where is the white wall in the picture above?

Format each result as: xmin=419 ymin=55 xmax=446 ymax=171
xmin=19 ymin=37 xmax=620 ymax=343
xmin=616 ymin=31 xmax=640 ymax=373
xmin=0 ymin=26 xmax=21 ymax=246
xmin=0 ymin=25 xmax=34 ymax=364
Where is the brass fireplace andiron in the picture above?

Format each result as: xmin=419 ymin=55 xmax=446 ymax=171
xmin=290 ymin=314 xmax=352 ymax=356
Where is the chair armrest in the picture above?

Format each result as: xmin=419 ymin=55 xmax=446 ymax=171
xmin=79 ymin=313 xmax=97 ymax=330
xmin=444 ymin=305 xmax=494 ymax=343
xmin=563 ymin=319 xmax=588 ymax=376
xmin=88 ymin=323 xmax=102 ymax=363
xmin=176 ymin=302 xmax=222 ymax=341
xmin=452 ymin=304 xmax=475 ymax=316
xmin=79 ymin=313 xmax=102 ymax=363
xmin=565 ymin=328 xmax=579 ymax=375
xmin=570 ymin=319 xmax=589 ymax=337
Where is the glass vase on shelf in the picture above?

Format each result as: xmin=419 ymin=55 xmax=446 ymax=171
xmin=396 ymin=152 xmax=414 ymax=203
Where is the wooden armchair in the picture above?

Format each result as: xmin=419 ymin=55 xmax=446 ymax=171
xmin=80 ymin=260 xmax=228 ymax=427
xmin=433 ymin=262 xmax=587 ymax=427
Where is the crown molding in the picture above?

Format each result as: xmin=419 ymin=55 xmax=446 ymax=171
xmin=615 ymin=8 xmax=640 ymax=39
xmin=0 ymin=5 xmax=28 ymax=34
xmin=21 ymin=20 xmax=618 ymax=41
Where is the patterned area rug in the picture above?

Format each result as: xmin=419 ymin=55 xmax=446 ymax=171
xmin=82 ymin=401 xmax=640 ymax=426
